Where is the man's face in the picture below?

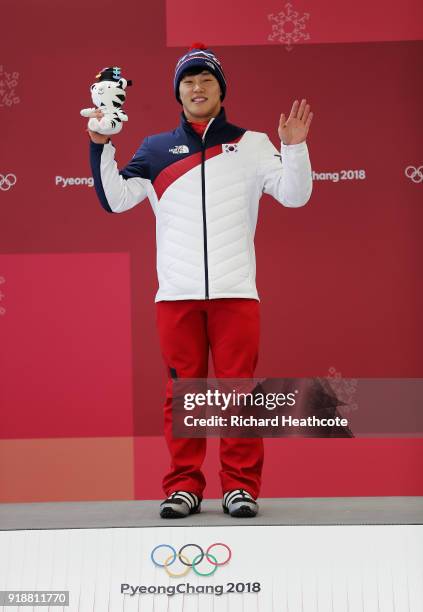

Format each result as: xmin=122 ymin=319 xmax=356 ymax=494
xmin=179 ymin=70 xmax=222 ymax=122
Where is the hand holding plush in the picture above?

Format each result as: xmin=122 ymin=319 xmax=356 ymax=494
xmin=80 ymin=66 xmax=132 ymax=136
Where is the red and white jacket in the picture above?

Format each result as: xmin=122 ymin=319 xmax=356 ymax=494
xmin=90 ymin=108 xmax=313 ymax=302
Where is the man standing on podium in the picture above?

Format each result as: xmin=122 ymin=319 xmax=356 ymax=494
xmin=88 ymin=43 xmax=313 ymax=518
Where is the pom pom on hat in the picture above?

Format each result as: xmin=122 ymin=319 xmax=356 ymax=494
xmin=189 ymin=42 xmax=207 ymax=50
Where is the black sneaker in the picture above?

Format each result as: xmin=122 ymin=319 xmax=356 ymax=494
xmin=159 ymin=491 xmax=201 ymax=519
xmin=222 ymin=489 xmax=258 ymax=517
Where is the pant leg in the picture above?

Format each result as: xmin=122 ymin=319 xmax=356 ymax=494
xmin=156 ymin=300 xmax=209 ymax=498
xmin=206 ymin=298 xmax=264 ymax=498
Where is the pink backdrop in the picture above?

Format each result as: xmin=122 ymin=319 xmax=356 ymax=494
xmin=0 ymin=0 xmax=422 ymax=502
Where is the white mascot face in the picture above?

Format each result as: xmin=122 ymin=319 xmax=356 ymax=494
xmin=90 ymin=80 xmax=126 ymax=109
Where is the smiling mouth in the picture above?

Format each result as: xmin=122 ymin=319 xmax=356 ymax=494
xmin=192 ymin=97 xmax=207 ymax=103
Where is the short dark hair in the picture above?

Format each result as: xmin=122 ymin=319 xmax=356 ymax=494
xmin=180 ymin=67 xmax=214 ymax=79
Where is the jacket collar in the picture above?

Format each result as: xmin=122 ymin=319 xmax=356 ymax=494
xmin=180 ymin=107 xmax=228 ymax=138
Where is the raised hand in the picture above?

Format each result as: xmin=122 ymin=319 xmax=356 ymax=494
xmin=278 ymin=99 xmax=313 ymax=145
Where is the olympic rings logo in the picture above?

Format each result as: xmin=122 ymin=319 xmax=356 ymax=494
xmin=151 ymin=543 xmax=232 ymax=578
xmin=0 ymin=174 xmax=17 ymax=191
xmin=405 ymin=166 xmax=423 ymax=184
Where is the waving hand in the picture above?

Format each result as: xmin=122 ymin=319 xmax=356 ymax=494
xmin=278 ymin=98 xmax=313 ymax=145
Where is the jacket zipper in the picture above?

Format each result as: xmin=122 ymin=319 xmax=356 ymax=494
xmin=200 ymin=118 xmax=214 ymax=299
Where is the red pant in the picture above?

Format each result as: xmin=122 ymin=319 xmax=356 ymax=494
xmin=156 ymin=298 xmax=263 ymax=499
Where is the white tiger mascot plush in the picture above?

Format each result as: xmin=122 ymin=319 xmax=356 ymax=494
xmin=80 ymin=66 xmax=132 ymax=135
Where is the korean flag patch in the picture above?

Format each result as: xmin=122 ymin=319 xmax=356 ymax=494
xmin=222 ymin=143 xmax=238 ymax=154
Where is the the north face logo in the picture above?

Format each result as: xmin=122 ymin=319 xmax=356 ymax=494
xmin=223 ymin=143 xmax=238 ymax=154
xmin=169 ymin=145 xmax=189 ymax=154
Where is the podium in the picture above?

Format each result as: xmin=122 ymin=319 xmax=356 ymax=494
xmin=1 ymin=497 xmax=422 ymax=611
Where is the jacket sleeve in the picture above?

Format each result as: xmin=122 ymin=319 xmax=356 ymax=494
xmin=257 ymin=134 xmax=313 ymax=208
xmin=90 ymin=137 xmax=155 ymax=213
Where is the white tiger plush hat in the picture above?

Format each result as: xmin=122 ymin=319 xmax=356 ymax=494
xmin=81 ymin=66 xmax=133 ymax=135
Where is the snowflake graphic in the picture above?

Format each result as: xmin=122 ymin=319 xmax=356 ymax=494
xmin=0 ymin=65 xmax=20 ymax=108
xmin=268 ymin=2 xmax=310 ymax=51
xmin=325 ymin=366 xmax=359 ymax=415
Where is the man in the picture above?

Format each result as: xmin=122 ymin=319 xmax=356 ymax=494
xmin=88 ymin=44 xmax=313 ymax=519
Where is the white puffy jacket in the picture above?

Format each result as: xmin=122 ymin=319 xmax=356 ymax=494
xmin=90 ymin=108 xmax=312 ymax=302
